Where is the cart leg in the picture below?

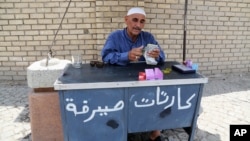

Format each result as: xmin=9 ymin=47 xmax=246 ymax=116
xmin=184 ymin=126 xmax=195 ymax=141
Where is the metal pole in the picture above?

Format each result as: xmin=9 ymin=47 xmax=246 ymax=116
xmin=183 ymin=0 xmax=188 ymax=63
xmin=46 ymin=0 xmax=72 ymax=67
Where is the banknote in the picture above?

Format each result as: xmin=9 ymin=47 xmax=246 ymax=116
xmin=143 ymin=44 xmax=158 ymax=65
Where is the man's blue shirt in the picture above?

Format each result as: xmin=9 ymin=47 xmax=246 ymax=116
xmin=101 ymin=28 xmax=165 ymax=65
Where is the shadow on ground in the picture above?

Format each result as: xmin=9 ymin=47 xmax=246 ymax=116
xmin=0 ymin=81 xmax=32 ymax=141
xmin=0 ymin=81 xmax=31 ymax=123
xmin=127 ymin=127 xmax=220 ymax=141
xmin=203 ymin=72 xmax=250 ymax=97
xmin=20 ymin=133 xmax=31 ymax=141
xmin=14 ymin=104 xmax=30 ymax=123
xmin=162 ymin=127 xmax=220 ymax=141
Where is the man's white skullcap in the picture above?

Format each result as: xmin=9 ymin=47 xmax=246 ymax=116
xmin=127 ymin=7 xmax=146 ymax=16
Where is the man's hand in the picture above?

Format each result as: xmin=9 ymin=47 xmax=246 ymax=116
xmin=128 ymin=46 xmax=143 ymax=61
xmin=147 ymin=48 xmax=160 ymax=59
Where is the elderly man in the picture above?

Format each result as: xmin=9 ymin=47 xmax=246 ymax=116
xmin=101 ymin=7 xmax=165 ymax=141
xmin=101 ymin=7 xmax=165 ymax=65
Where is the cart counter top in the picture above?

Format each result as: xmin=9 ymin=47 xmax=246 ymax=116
xmin=54 ymin=61 xmax=208 ymax=90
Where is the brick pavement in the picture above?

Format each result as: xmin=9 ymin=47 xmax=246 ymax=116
xmin=0 ymin=81 xmax=31 ymax=141
xmin=0 ymin=72 xmax=249 ymax=141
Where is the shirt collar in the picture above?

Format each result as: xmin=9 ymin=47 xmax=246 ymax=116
xmin=124 ymin=28 xmax=140 ymax=43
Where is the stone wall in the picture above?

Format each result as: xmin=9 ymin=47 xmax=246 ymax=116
xmin=0 ymin=0 xmax=249 ymax=80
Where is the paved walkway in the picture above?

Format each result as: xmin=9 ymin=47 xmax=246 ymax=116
xmin=0 ymin=72 xmax=249 ymax=141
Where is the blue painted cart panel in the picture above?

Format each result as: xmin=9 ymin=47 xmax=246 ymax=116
xmin=59 ymin=88 xmax=127 ymax=141
xmin=128 ymin=84 xmax=200 ymax=133
xmin=55 ymin=61 xmax=207 ymax=141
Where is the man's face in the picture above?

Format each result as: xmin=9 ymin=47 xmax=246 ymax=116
xmin=125 ymin=14 xmax=146 ymax=37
